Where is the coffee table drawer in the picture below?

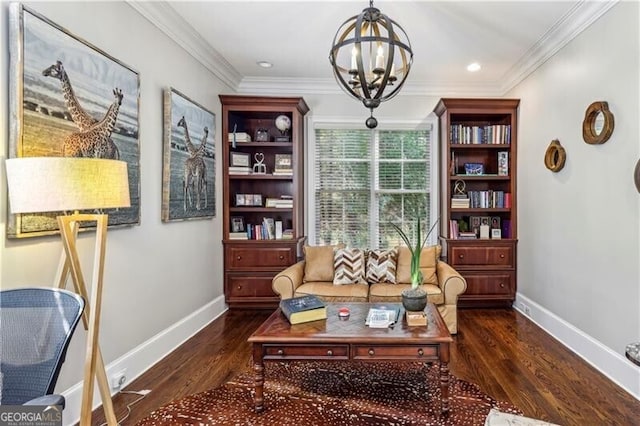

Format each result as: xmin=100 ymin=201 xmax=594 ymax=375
xmin=264 ymin=344 xmax=349 ymax=360
xmin=353 ymin=345 xmax=438 ymax=360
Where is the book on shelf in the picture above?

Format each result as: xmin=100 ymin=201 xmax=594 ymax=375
xmin=228 ymin=132 xmax=251 ymax=143
xmin=365 ymin=305 xmax=401 ymax=328
xmin=280 ymin=295 xmax=327 ymax=324
xmin=229 ymin=232 xmax=248 ymax=240
xmin=272 ymin=170 xmax=293 ymax=176
xmin=275 ymin=220 xmax=283 ymax=239
xmin=451 ymin=195 xmax=470 ymax=209
xmin=457 ymin=231 xmax=477 ymax=240
xmin=263 ymin=217 xmax=275 ymax=239
xmin=229 ymin=166 xmax=251 ymax=175
xmin=265 ymin=197 xmax=293 ymax=208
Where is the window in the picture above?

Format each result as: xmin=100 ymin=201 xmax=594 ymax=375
xmin=311 ymin=124 xmax=435 ymax=249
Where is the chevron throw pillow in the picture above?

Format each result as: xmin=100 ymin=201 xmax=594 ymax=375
xmin=333 ymin=248 xmax=366 ymax=285
xmin=366 ymin=248 xmax=398 ymax=284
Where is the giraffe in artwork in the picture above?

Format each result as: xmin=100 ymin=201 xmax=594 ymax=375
xmin=177 ymin=117 xmax=208 ymax=211
xmin=62 ymin=88 xmax=124 ymax=158
xmin=43 ymin=61 xmax=120 ymax=159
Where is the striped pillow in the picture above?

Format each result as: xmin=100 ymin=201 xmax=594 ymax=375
xmin=333 ymin=248 xmax=366 ymax=285
xmin=366 ymin=248 xmax=398 ymax=284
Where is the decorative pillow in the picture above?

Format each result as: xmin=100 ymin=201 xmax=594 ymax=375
xmin=333 ymin=248 xmax=366 ymax=285
xmin=396 ymin=245 xmax=442 ymax=285
xmin=303 ymin=244 xmax=344 ymax=282
xmin=365 ymin=248 xmax=398 ymax=284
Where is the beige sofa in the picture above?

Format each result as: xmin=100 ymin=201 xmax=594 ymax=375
xmin=272 ymin=245 xmax=467 ymax=334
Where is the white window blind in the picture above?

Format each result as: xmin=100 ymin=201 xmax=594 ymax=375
xmin=313 ymin=127 xmax=433 ymax=249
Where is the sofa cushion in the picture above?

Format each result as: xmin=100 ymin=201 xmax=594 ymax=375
xmin=365 ymin=248 xmax=397 ymax=284
xmin=303 ymin=244 xmax=344 ymax=282
xmin=368 ymin=283 xmax=444 ymax=305
xmin=396 ymin=245 xmax=441 ymax=285
xmin=333 ymin=248 xmax=366 ymax=285
xmin=295 ymin=282 xmax=369 ymax=302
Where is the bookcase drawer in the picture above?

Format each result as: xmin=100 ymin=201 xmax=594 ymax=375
xmin=227 ymin=275 xmax=277 ymax=298
xmin=459 ymin=271 xmax=514 ymax=296
xmin=226 ymin=247 xmax=295 ymax=269
xmin=264 ymin=344 xmax=349 ymax=360
xmin=450 ymin=245 xmax=513 ymax=267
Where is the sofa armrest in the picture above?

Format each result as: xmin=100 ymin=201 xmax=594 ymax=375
xmin=272 ymin=260 xmax=306 ymax=299
xmin=436 ymin=260 xmax=467 ymax=305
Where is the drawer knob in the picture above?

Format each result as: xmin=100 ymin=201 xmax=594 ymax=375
xmin=236 ymin=255 xmax=242 ymax=260
xmin=418 ymin=348 xmax=424 ymax=357
xmin=500 ymin=283 xmax=505 ymax=288
xmin=277 ymin=349 xmax=284 ymax=355
xmin=237 ymin=285 xmax=242 ymax=290
xmin=458 ymin=254 xmax=464 ymax=259
xmin=279 ymin=255 xmax=284 ymax=260
xmin=368 ymin=349 xmax=375 ymax=356
xmin=500 ymin=254 xmax=505 ymax=259
xmin=327 ymin=350 xmax=333 ymax=356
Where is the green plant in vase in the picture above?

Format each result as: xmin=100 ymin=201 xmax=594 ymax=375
xmin=391 ymin=218 xmax=438 ymax=311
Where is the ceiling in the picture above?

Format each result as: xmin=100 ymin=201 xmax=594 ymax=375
xmin=129 ymin=1 xmax=616 ymax=96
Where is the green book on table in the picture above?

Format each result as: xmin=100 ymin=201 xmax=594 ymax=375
xmin=280 ymin=295 xmax=327 ymax=324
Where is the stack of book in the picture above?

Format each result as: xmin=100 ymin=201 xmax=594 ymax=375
xmin=229 ymin=166 xmax=251 ymax=175
xmin=265 ymin=197 xmax=293 ymax=208
xmin=273 ymin=154 xmax=293 ymax=176
xmin=228 ymin=132 xmax=251 ymax=143
xmin=451 ymin=195 xmax=470 ymax=208
xmin=229 ymin=232 xmax=248 ymax=240
xmin=282 ymin=229 xmax=294 ymax=240
xmin=280 ymin=294 xmax=327 ymax=324
xmin=458 ymin=231 xmax=477 ymax=240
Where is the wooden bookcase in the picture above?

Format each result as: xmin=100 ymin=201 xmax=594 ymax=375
xmin=434 ymin=98 xmax=519 ymax=307
xmin=220 ymin=95 xmax=309 ymax=308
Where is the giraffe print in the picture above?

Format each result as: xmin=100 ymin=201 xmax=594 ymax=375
xmin=177 ymin=117 xmax=208 ymax=211
xmin=62 ymin=88 xmax=123 ymax=158
xmin=43 ymin=61 xmax=120 ymax=159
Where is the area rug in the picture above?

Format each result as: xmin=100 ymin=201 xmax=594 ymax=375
xmin=137 ymin=361 xmax=522 ymax=425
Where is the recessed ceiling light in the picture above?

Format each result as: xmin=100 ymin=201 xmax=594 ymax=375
xmin=467 ymin=62 xmax=481 ymax=72
xmin=257 ymin=61 xmax=273 ymax=68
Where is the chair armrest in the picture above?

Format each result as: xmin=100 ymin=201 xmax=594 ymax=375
xmin=272 ymin=260 xmax=306 ymax=299
xmin=24 ymin=394 xmax=65 ymax=409
xmin=436 ymin=260 xmax=467 ymax=305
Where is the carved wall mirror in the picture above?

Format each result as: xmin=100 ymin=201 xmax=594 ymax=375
xmin=544 ymin=139 xmax=566 ymax=172
xmin=582 ymin=101 xmax=614 ymax=144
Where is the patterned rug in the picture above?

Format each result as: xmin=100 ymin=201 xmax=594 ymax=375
xmin=136 ymin=361 xmax=522 ymax=425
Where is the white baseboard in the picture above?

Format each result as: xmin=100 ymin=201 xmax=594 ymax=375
xmin=514 ymin=293 xmax=640 ymax=401
xmin=61 ymin=295 xmax=228 ymax=426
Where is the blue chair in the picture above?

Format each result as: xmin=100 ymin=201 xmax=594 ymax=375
xmin=0 ymin=287 xmax=85 ymax=408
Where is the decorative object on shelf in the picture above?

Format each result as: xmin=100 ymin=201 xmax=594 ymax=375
xmin=162 ymin=88 xmax=216 ymax=222
xmin=497 ymin=151 xmax=509 ymax=176
xmin=635 ymin=159 xmax=640 ymax=194
xmin=231 ymin=216 xmax=245 ymax=233
xmin=274 ymin=115 xmax=292 ymax=142
xmin=5 ymin=157 xmax=130 ymax=425
xmin=274 ymin=153 xmax=293 ymax=175
xmin=255 ymin=125 xmax=269 ymax=142
xmin=391 ymin=218 xmax=438 ymax=312
xmin=7 ymin=4 xmax=140 ymax=238
xmin=329 ymin=0 xmax=413 ymax=129
xmin=464 ymin=163 xmax=484 ymax=175
xmin=544 ymin=139 xmax=566 ymax=172
xmin=253 ymin=152 xmax=267 ymax=174
xmin=582 ymin=101 xmax=614 ymax=145
xmin=453 ymin=180 xmax=466 ymax=196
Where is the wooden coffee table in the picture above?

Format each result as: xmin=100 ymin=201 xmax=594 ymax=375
xmin=248 ymin=302 xmax=453 ymax=414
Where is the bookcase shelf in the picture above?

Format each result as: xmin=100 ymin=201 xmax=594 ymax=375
xmin=434 ymin=98 xmax=519 ymax=308
xmin=221 ymin=95 xmax=309 ymax=308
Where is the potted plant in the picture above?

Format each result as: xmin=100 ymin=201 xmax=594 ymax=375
xmin=390 ymin=218 xmax=438 ymax=312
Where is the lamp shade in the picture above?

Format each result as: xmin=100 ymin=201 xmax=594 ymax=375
xmin=5 ymin=157 xmax=130 ymax=214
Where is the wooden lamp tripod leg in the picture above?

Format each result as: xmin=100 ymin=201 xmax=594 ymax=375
xmin=55 ymin=214 xmax=118 ymax=426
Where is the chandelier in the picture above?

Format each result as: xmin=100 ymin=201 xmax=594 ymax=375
xmin=329 ymin=0 xmax=413 ymax=128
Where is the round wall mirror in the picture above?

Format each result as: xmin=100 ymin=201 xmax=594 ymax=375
xmin=582 ymin=101 xmax=614 ymax=144
xmin=544 ymin=139 xmax=566 ymax=172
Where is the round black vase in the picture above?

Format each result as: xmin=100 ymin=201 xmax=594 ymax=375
xmin=401 ymin=287 xmax=427 ymax=312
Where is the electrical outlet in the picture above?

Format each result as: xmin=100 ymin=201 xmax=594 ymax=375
xmin=524 ymin=305 xmax=531 ymax=316
xmin=110 ymin=369 xmax=127 ymax=390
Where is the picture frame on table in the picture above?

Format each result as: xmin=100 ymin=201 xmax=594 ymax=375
xmin=230 ymin=152 xmax=250 ymax=168
xmin=231 ymin=216 xmax=245 ymax=233
xmin=491 ymin=228 xmax=502 ymax=239
xmin=8 ymin=4 xmax=141 ymax=238
xmin=162 ymin=87 xmax=216 ymax=222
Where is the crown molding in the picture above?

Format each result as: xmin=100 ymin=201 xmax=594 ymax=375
xmin=126 ymin=0 xmax=241 ymax=90
xmin=499 ymin=0 xmax=619 ymax=94
xmin=129 ymin=0 xmax=616 ymax=97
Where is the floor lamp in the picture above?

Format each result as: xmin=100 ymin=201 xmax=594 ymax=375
xmin=5 ymin=157 xmax=130 ymax=426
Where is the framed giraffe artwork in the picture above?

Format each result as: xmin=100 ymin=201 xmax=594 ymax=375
xmin=161 ymin=88 xmax=216 ymax=222
xmin=7 ymin=4 xmax=141 ymax=238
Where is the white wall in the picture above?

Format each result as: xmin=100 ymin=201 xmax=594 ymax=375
xmin=0 ymin=0 xmax=229 ymax=413
xmin=508 ymin=1 xmax=640 ymax=395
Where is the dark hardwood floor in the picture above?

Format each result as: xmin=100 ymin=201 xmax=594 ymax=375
xmin=91 ymin=308 xmax=639 ymax=425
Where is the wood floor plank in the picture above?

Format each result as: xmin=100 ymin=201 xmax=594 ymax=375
xmin=89 ymin=308 xmax=639 ymax=425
